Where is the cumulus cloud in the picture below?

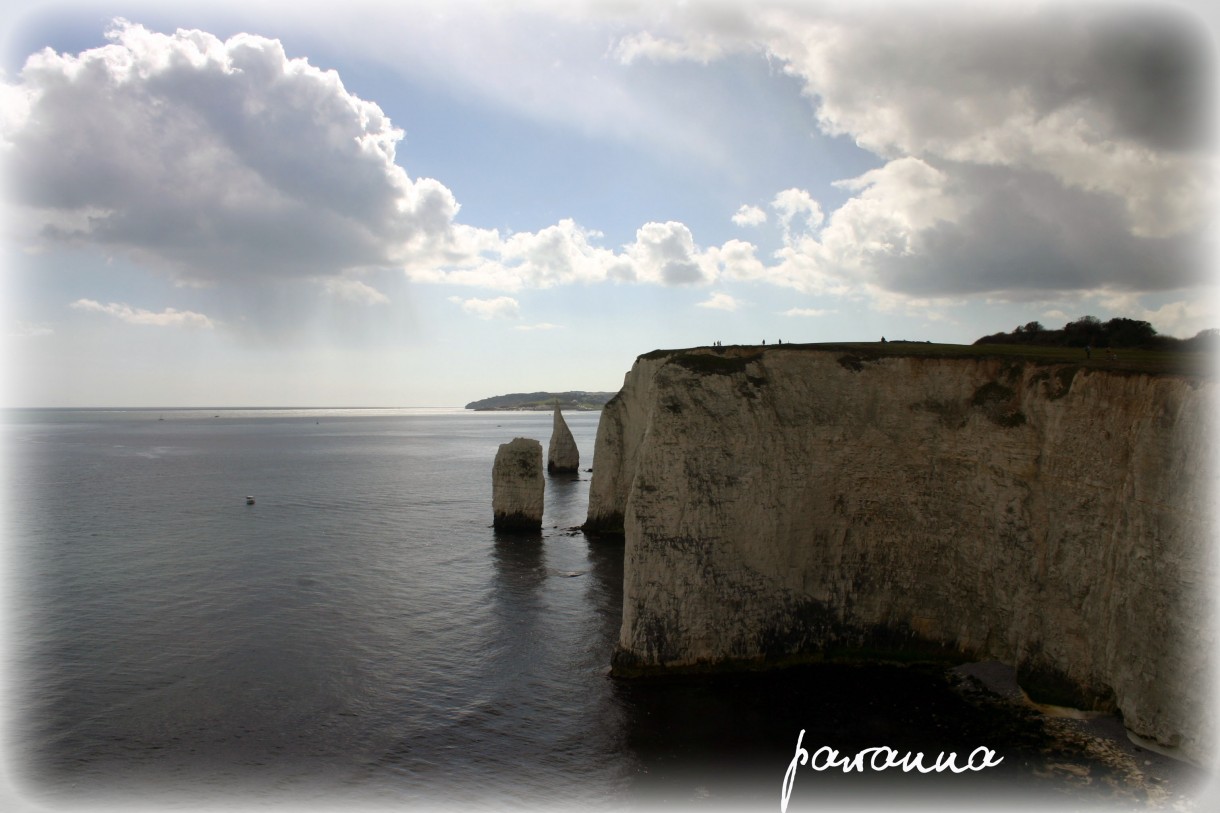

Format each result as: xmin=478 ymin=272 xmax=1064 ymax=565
xmin=1087 ymin=293 xmax=1216 ymax=339
xmin=697 ymin=292 xmax=740 ymax=311
xmin=5 ymin=20 xmax=464 ymax=286
xmin=612 ymin=2 xmax=1214 ymax=306
xmin=770 ymin=188 xmax=824 ymax=241
xmin=3 ymin=18 xmax=746 ymax=337
xmin=783 ymin=307 xmax=832 ymax=317
xmin=496 ymin=220 xmax=622 ymax=287
xmin=514 ymin=322 xmax=562 ymax=331
xmin=415 ymin=219 xmax=727 ymax=290
xmin=752 ymin=158 xmax=965 ymax=297
xmin=624 ymin=221 xmax=716 ymax=286
xmin=448 ymin=295 xmax=520 ymax=320
xmin=7 ymin=6 xmax=1213 ymax=336
xmin=70 ymin=299 xmax=214 ymax=328
xmin=732 ymin=204 xmax=767 ymax=227
xmin=758 ymin=158 xmax=1199 ymax=301
xmin=409 ymin=217 xmax=744 ymax=291
xmin=709 ymin=239 xmax=767 ymax=281
xmin=321 ymin=278 xmax=391 ymax=305
xmin=755 ymin=4 xmax=1213 ymax=238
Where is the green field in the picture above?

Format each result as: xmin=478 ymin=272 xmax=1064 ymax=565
xmin=647 ymin=341 xmax=1215 ymax=378
xmin=825 ymin=341 xmax=1214 ymax=377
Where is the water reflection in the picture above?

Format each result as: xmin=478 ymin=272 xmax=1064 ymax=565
xmin=489 ymin=530 xmax=546 ymax=621
xmin=581 ymin=534 xmax=625 ymax=658
xmin=609 ymin=658 xmax=1124 ymax=810
xmin=543 ymin=470 xmax=586 ymax=528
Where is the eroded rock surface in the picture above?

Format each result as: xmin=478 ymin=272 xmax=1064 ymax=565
xmin=547 ymin=405 xmax=579 ymax=473
xmin=493 ymin=437 xmax=544 ymax=531
xmin=586 ymin=346 xmax=1216 ymax=763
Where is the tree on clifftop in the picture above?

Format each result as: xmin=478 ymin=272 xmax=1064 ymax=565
xmin=1062 ymin=315 xmax=1103 ymax=347
xmin=975 ymin=315 xmax=1192 ymax=350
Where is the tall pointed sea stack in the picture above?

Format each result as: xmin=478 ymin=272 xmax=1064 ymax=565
xmin=547 ymin=404 xmax=579 ymax=473
xmin=492 ymin=437 xmax=544 ymax=531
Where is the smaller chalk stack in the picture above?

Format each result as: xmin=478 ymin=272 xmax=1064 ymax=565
xmin=547 ymin=404 xmax=579 ymax=473
xmin=492 ymin=437 xmax=544 ymax=531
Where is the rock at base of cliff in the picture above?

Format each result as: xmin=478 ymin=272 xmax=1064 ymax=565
xmin=492 ymin=437 xmax=544 ymax=531
xmin=547 ymin=405 xmax=579 ymax=473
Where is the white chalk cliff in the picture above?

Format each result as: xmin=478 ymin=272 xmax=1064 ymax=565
xmin=547 ymin=405 xmax=580 ymax=473
xmin=493 ymin=437 xmax=544 ymax=531
xmin=585 ymin=345 xmax=1217 ymax=763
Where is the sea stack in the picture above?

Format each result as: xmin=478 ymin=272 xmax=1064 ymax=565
xmin=492 ymin=437 xmax=544 ymax=531
xmin=547 ymin=404 xmax=579 ymax=473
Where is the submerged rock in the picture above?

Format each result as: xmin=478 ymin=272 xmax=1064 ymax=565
xmin=492 ymin=437 xmax=544 ymax=531
xmin=547 ymin=405 xmax=579 ymax=473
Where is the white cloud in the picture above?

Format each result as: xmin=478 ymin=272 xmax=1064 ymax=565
xmin=820 ymin=157 xmax=963 ymax=266
xmin=7 ymin=5 xmax=1213 ymax=339
xmin=758 ymin=157 xmax=964 ymax=297
xmin=770 ymin=188 xmax=824 ymax=240
xmin=5 ymin=21 xmax=464 ymax=286
xmin=1032 ymin=295 xmax=1216 ymax=340
xmin=611 ymin=30 xmax=728 ymax=65
xmin=1089 ymin=293 xmax=1217 ymax=339
xmin=606 ymin=2 xmax=1213 ymax=309
xmin=783 ymin=307 xmax=832 ymax=318
xmin=754 ymin=4 xmax=1212 ymax=240
xmin=732 ymin=204 xmax=767 ymax=227
xmin=514 ymin=323 xmax=563 ymax=331
xmin=709 ymin=239 xmax=767 ymax=281
xmin=294 ymin=2 xmax=746 ymax=171
xmin=70 ymin=299 xmax=214 ymax=328
xmin=8 ymin=321 xmax=55 ymax=337
xmin=497 ymin=219 xmax=621 ymax=287
xmin=624 ymin=221 xmax=716 ymax=286
xmin=448 ymin=295 xmax=520 ymax=320
xmin=697 ymin=292 xmax=740 ymax=311
xmin=321 ymin=278 xmax=390 ymax=305
xmin=411 ymin=219 xmax=724 ymax=290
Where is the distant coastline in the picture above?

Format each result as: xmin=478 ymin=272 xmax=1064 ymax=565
xmin=465 ymin=391 xmax=616 ymax=411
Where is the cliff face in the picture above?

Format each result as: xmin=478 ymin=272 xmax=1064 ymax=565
xmin=585 ymin=352 xmax=676 ymax=533
xmin=586 ymin=346 xmax=1216 ymax=762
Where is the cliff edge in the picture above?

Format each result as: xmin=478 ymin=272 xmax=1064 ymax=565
xmin=585 ymin=344 xmax=1216 ymax=764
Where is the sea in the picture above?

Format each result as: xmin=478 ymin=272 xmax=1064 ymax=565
xmin=0 ymin=408 xmax=1198 ymax=812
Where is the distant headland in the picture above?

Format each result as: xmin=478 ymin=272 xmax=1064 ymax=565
xmin=465 ymin=391 xmax=616 ymax=411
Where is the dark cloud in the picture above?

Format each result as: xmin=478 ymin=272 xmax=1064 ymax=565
xmin=870 ymin=165 xmax=1201 ymax=298
xmin=1077 ymin=7 xmax=1215 ymax=151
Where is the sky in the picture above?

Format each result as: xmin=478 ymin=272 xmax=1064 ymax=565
xmin=0 ymin=0 xmax=1216 ymax=407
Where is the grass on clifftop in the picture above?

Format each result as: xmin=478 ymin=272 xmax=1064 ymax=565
xmin=642 ymin=342 xmax=1213 ymax=378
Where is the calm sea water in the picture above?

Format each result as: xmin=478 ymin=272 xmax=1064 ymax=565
xmin=0 ymin=408 xmax=1176 ymax=812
